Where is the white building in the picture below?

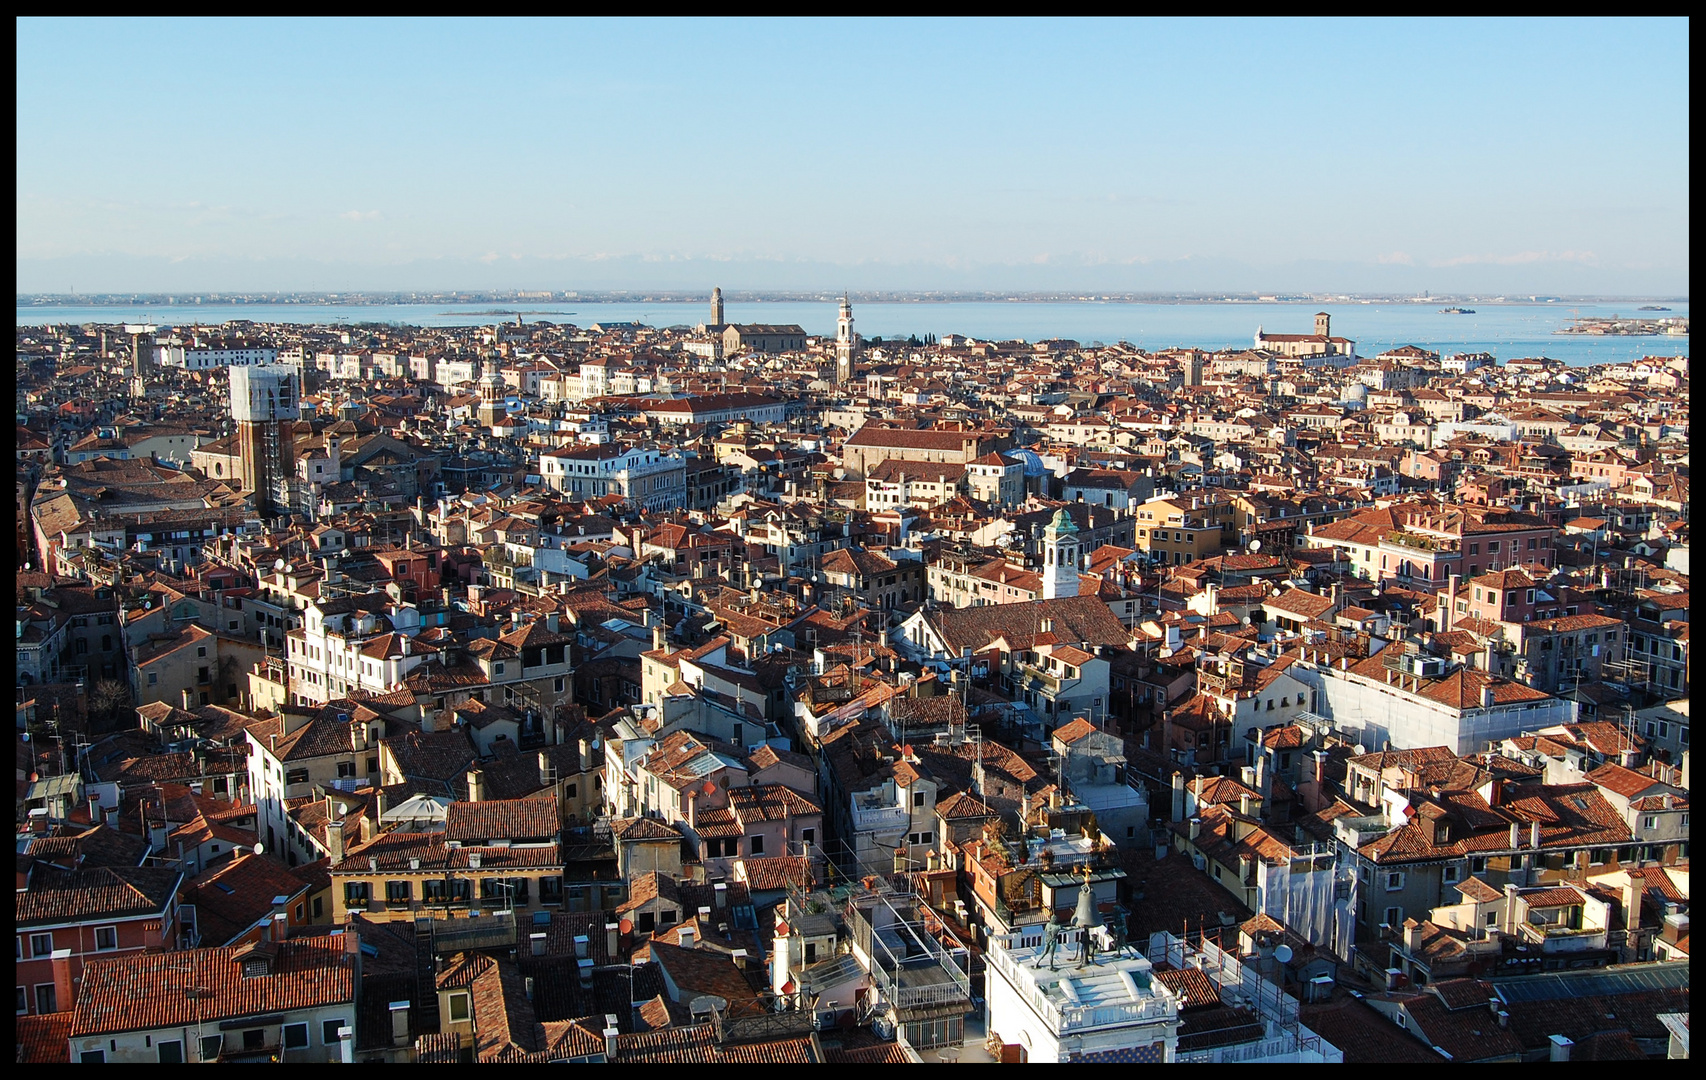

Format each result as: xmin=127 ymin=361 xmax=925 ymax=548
xmin=538 ymin=444 xmax=687 ymax=512
xmin=1286 ymin=649 xmax=1575 ymax=755
xmin=285 ymin=595 xmax=425 ymax=706
xmin=157 ymin=342 xmax=278 ymax=370
xmin=984 ymin=908 xmax=1181 ymax=1063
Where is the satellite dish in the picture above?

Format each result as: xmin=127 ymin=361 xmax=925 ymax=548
xmin=253 ymin=841 xmax=265 ymax=856
xmin=1275 ymin=944 xmax=1293 ymax=963
xmin=1248 ymin=540 xmax=1262 ymax=553
xmin=274 ymin=558 xmax=287 ymax=570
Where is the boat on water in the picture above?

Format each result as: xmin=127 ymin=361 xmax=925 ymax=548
xmin=1638 ymin=305 xmax=1671 ymax=311
xmin=1438 ymin=307 xmax=1475 ymax=314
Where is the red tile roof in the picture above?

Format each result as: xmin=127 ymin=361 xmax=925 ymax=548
xmin=70 ymin=935 xmax=356 ymax=1037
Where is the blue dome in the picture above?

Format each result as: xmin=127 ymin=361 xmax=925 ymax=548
xmin=1008 ymin=448 xmax=1048 ymax=477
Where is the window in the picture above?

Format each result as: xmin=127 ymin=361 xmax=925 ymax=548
xmin=197 ymin=645 xmax=208 ymax=658
xmin=1643 ymin=816 xmax=1659 ymax=830
xmin=1442 ymin=864 xmax=1461 ymax=884
xmin=148 ymin=671 xmax=158 ymax=685
xmin=200 ymin=1035 xmax=223 ymax=1062
xmin=1386 ymin=871 xmax=1405 ymax=892
xmin=15 ymin=986 xmax=25 ymax=1015
xmin=748 ymin=835 xmax=765 ymax=856
xmin=322 ymin=1019 xmax=347 ymax=1046
xmin=540 ymin=876 xmax=564 ymax=906
xmin=80 ymin=1051 xmax=105 ymax=1064
xmin=802 ymin=828 xmax=815 ymax=847
xmin=386 ymin=880 xmax=412 ymax=904
xmin=159 ymin=1038 xmax=185 ymax=1063
xmin=95 ymin=925 xmax=118 ymax=951
xmin=344 ymin=881 xmax=370 ymax=908
xmin=35 ymin=984 xmax=56 ymax=1014
xmin=1383 ymin=906 xmax=1403 ymax=928
xmin=286 ymin=768 xmax=309 ymax=785
xmin=913 ymin=790 xmax=927 ymax=808
xmin=29 ymin=933 xmax=52 ymax=958
xmin=448 ymin=993 xmax=471 ymax=1022
xmin=494 ymin=662 xmax=505 ymax=676
xmin=283 ymin=1023 xmax=309 ymax=1050
xmin=336 ymin=761 xmax=356 ymax=778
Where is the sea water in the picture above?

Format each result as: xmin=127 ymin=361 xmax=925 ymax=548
xmin=16 ymin=300 xmax=1688 ymax=368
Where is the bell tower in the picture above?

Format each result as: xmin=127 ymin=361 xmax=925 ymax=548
xmin=834 ymin=294 xmax=856 ymax=385
xmin=1042 ymin=507 xmax=1081 ymax=600
xmin=710 ymin=286 xmax=725 ymax=327
xmin=1315 ymin=311 xmax=1331 ymax=339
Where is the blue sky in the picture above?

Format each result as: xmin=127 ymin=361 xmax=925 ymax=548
xmin=16 ymin=18 xmax=1690 ymax=294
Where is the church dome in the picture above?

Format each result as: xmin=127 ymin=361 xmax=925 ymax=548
xmin=1048 ymin=507 xmax=1079 ymax=534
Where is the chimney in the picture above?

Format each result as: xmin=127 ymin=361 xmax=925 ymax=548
xmin=375 ymin=787 xmax=388 ymax=825
xmin=270 ymin=910 xmax=288 ymax=942
xmin=338 ymin=1026 xmax=354 ymax=1064
xmin=360 ymin=812 xmax=376 ymax=846
xmin=1189 ymin=817 xmax=1201 ymax=841
xmin=1530 ymin=820 xmax=1541 ymax=849
xmin=1238 ymin=854 xmax=1253 ymax=885
xmin=1171 ymin=772 xmax=1186 ymax=823
xmin=389 ymin=1001 xmax=410 ymax=1047
xmin=1480 ymin=685 xmax=1495 ymax=709
xmin=1622 ymin=876 xmax=1643 ymax=930
xmin=327 ymin=819 xmax=346 ymax=864
xmin=1403 ymin=920 xmax=1422 ymax=951
xmin=51 ymin=948 xmax=73 ymax=1014
xmin=538 ymin=750 xmax=552 ymax=788
xmin=714 ymin=881 xmax=727 ymax=910
xmin=679 ymin=924 xmax=696 ymax=950
xmin=652 ymin=625 xmax=665 ymax=652
xmin=1239 ymin=793 xmax=1254 ymax=818
xmin=546 ymin=612 xmax=560 ymax=634
xmin=603 ymin=1023 xmax=620 ymax=1062
xmin=1549 ymin=1035 xmax=1574 ymax=1063
xmin=1509 ymin=822 xmax=1521 ymax=850
xmin=467 ymin=767 xmax=483 ymax=803
xmin=1314 ymin=750 xmax=1328 ymax=786
xmin=574 ymin=934 xmax=589 ymax=959
xmin=606 ymin=921 xmax=620 ymax=958
xmin=531 ymin=932 xmax=547 ymax=957
xmin=1443 ymin=574 xmax=1460 ymax=633
xmin=1497 ymin=1009 xmax=1510 ymax=1029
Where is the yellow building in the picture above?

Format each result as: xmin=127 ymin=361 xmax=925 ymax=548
xmin=1133 ymin=493 xmax=1237 ymax=566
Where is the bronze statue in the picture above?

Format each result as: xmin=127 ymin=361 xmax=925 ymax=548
xmin=1035 ymin=911 xmax=1063 ymax=970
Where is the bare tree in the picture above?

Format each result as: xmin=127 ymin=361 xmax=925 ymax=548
xmin=87 ymin=678 xmax=135 ymax=734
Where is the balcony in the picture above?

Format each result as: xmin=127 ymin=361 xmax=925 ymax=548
xmin=849 ymin=894 xmax=972 ymax=1014
xmin=1382 ymin=530 xmax=1454 ymax=554
xmin=851 ymin=797 xmax=909 ymax=834
xmin=427 ymin=912 xmax=518 ymax=953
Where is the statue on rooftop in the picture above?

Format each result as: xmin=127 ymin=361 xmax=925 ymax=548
xmin=1036 ymin=910 xmax=1064 ymax=970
